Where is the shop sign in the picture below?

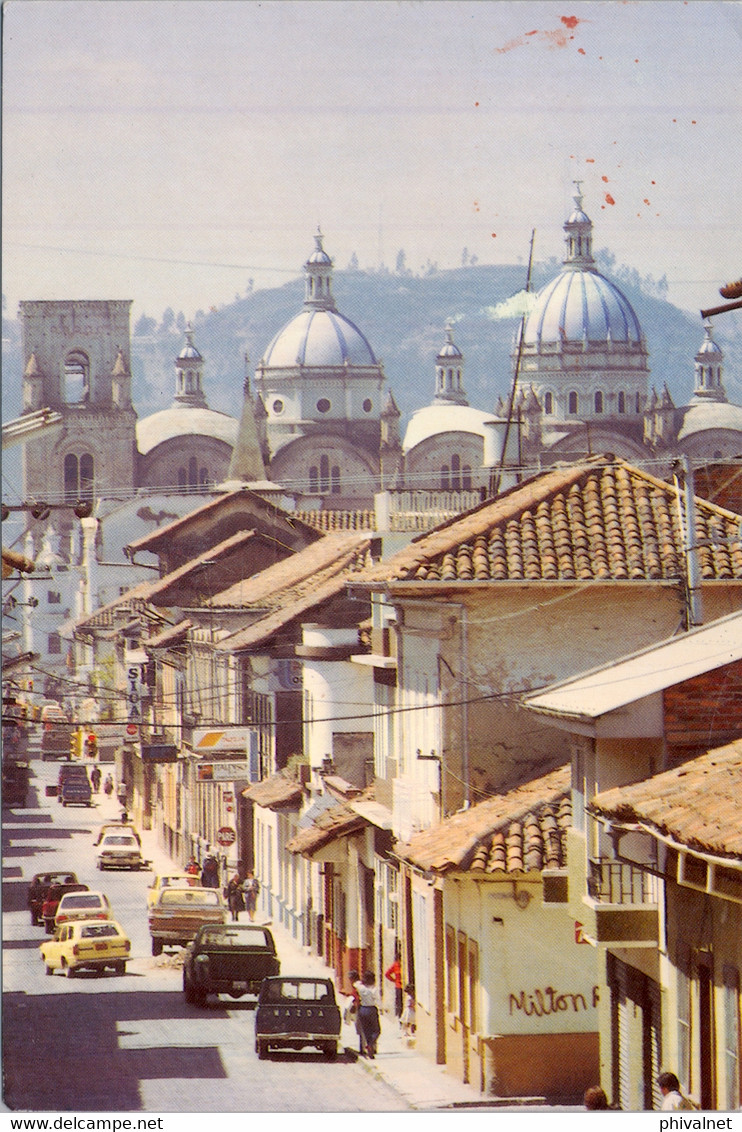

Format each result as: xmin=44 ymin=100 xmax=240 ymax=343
xmin=191 ymin=727 xmax=252 ymax=753
xmin=197 ymin=761 xmax=247 ymax=782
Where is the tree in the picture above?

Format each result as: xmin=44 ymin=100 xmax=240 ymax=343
xmin=395 ymin=249 xmax=407 ymax=275
xmin=160 ymin=307 xmax=175 ymax=332
xmin=347 ymin=252 xmax=359 ymax=271
xmin=134 ymin=314 xmax=156 ymax=336
xmin=461 ymin=247 xmax=469 ymax=267
xmin=176 ymin=311 xmax=186 ymax=332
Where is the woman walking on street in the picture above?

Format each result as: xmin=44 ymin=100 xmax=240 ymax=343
xmin=225 ymin=875 xmax=245 ymax=921
xmin=354 ymin=970 xmax=381 ymax=1058
xmin=243 ymin=870 xmax=260 ymax=920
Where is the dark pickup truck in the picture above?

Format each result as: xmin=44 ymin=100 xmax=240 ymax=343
xmin=255 ymin=976 xmax=342 ymax=1060
xmin=183 ymin=923 xmax=280 ymax=1006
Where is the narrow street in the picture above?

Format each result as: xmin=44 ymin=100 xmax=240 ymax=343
xmin=2 ymin=750 xmax=407 ymax=1113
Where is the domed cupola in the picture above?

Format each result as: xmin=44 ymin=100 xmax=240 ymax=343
xmin=434 ymin=321 xmax=468 ymax=405
xmin=692 ymin=320 xmax=725 ymax=401
xmin=174 ymin=323 xmax=207 ymax=408
xmin=516 ymin=185 xmax=650 ymax=457
xmin=254 ymin=230 xmax=387 ymax=473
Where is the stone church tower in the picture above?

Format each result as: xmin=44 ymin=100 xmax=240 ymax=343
xmin=20 ymin=300 xmax=137 ymax=511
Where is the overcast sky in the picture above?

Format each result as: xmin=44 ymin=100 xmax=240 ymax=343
xmin=3 ymin=0 xmax=741 ymax=323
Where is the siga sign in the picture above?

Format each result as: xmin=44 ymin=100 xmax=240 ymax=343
xmin=217 ymin=826 xmax=236 ymax=847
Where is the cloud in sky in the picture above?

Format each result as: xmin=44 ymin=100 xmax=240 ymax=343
xmin=3 ymin=0 xmax=741 ymax=320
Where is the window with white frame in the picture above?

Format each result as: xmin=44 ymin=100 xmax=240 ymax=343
xmin=412 ymin=889 xmax=430 ymax=1011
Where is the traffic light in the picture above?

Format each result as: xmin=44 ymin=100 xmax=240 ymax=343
xmin=84 ymin=734 xmax=98 ymax=759
xmin=70 ymin=731 xmax=83 ymax=759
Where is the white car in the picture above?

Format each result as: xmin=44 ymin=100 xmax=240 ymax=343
xmin=97 ymin=832 xmax=143 ymax=870
xmin=54 ymin=890 xmax=112 ymax=928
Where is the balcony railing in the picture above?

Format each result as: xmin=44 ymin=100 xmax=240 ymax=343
xmin=588 ymin=858 xmax=659 ymax=905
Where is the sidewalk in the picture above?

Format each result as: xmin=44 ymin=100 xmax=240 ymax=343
xmin=123 ymin=802 xmax=490 ymax=1111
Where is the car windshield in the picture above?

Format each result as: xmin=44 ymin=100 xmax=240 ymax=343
xmin=199 ymin=927 xmax=270 ymax=947
xmin=103 ymin=836 xmax=137 ymax=847
xmin=158 ymin=876 xmax=196 ymax=887
xmin=80 ymin=924 xmax=119 ymax=938
xmin=263 ymin=980 xmax=333 ymax=1003
xmin=160 ymin=889 xmax=220 ymax=906
xmin=60 ymin=895 xmax=104 ymax=910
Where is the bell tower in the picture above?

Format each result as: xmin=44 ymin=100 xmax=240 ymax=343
xmin=19 ymin=300 xmax=138 ymax=509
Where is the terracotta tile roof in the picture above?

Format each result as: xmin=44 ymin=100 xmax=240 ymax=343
xmin=589 ymin=739 xmax=742 ymax=860
xmin=212 ymin=534 xmax=375 ymax=652
xmin=73 ymin=579 xmax=158 ymax=632
xmin=286 ymin=799 xmax=368 ymax=856
xmin=395 ymin=764 xmax=571 ymax=874
xmin=360 ymin=457 xmax=742 ymax=586
xmin=145 ymin=619 xmax=192 ymax=649
xmin=242 ymin=771 xmax=304 ymax=810
xmin=294 ymin=509 xmax=377 ymax=532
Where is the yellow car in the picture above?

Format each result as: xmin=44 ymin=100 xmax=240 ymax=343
xmin=146 ymin=873 xmax=201 ymax=910
xmin=40 ymin=919 xmax=130 ymax=977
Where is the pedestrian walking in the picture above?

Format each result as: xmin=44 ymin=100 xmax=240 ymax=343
xmin=225 ymin=875 xmax=245 ymax=921
xmin=400 ymin=983 xmax=416 ymax=1040
xmin=103 ymin=774 xmax=113 ymax=796
xmin=354 ymin=970 xmax=381 ymax=1058
xmin=116 ymin=780 xmax=127 ymax=807
xmin=346 ymin=969 xmax=363 ymax=1055
xmin=658 ymin=1072 xmax=695 ymax=1111
xmin=90 ymin=765 xmax=101 ymax=793
xmin=243 ymin=870 xmax=260 ymax=920
xmin=200 ymin=850 xmax=220 ymax=888
xmin=186 ymin=856 xmax=200 ymax=877
xmin=385 ymin=954 xmax=403 ymax=1017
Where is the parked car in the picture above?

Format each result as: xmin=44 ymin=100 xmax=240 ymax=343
xmin=97 ymin=831 xmax=143 ymax=871
xmin=94 ymin=821 xmax=141 ymax=847
xmin=147 ymin=873 xmax=200 ymax=910
xmin=28 ymin=870 xmax=79 ymax=926
xmin=54 ymin=890 xmax=111 ymax=929
xmin=255 ymin=976 xmax=342 ymax=1060
xmin=183 ymin=923 xmax=280 ymax=1006
xmin=42 ymin=883 xmax=90 ymax=933
xmin=40 ymin=919 xmax=130 ymax=977
xmin=2 ymin=757 xmax=31 ymax=807
xmin=149 ymin=886 xmax=227 ymax=956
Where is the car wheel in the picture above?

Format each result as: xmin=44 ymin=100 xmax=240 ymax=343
xmin=194 ymin=988 xmax=207 ymax=1008
xmin=183 ymin=972 xmax=196 ymax=1004
xmin=44 ymin=964 xmax=53 ymax=976
xmin=323 ymin=1042 xmax=337 ymax=1061
xmin=114 ymin=961 xmax=126 ymax=976
xmin=64 ymin=962 xmax=77 ymax=979
xmin=151 ymin=937 xmax=163 ymax=957
xmin=256 ymin=1041 xmax=268 ymax=1060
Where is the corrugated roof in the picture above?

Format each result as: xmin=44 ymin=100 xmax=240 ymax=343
xmin=359 ymin=457 xmax=742 ymax=586
xmin=525 ymin=610 xmax=742 ymax=722
xmin=589 ymin=739 xmax=742 ymax=860
xmin=286 ymin=799 xmax=368 ymax=856
xmin=395 ymin=764 xmax=571 ymax=874
xmin=242 ymin=771 xmax=304 ymax=809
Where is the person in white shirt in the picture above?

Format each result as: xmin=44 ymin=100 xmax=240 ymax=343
xmin=353 ymin=971 xmax=381 ymax=1058
xmin=658 ymin=1071 xmax=694 ymax=1110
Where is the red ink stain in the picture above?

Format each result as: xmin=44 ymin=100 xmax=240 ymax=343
xmin=651 ymin=180 xmax=656 ymax=184
xmin=475 ymin=101 xmax=479 ymax=107
xmin=561 ymin=15 xmax=579 ymax=28
xmin=601 ymin=175 xmax=609 ymax=182
xmin=491 ymin=233 xmax=497 ymax=238
xmin=605 ymin=193 xmax=615 ymax=206
xmin=634 ymin=58 xmax=639 ymax=63
xmin=578 ymin=47 xmax=585 ymax=54
xmin=673 ymin=119 xmax=677 ymax=123
xmin=691 ymin=119 xmax=696 ymax=124
xmin=526 ymin=29 xmax=539 ymax=36
xmin=585 ymin=158 xmax=595 ymax=163
xmin=643 ymin=199 xmax=650 ymax=205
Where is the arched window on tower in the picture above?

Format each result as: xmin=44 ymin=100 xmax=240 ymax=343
xmin=451 ymin=454 xmax=461 ymax=491
xmin=63 ymin=350 xmax=90 ymax=403
xmin=617 ymin=391 xmax=626 ymax=414
xmin=441 ymin=464 xmax=450 ymax=491
xmin=636 ymin=392 xmax=642 ymax=414
xmin=309 ymin=466 xmax=318 ymax=493
xmin=331 ymin=465 xmax=341 ymax=494
xmin=544 ymin=392 xmax=554 ymax=415
xmin=320 ymin=454 xmax=330 ymax=493
xmin=568 ymin=391 xmax=579 ymax=415
xmin=462 ymin=464 xmax=472 ymax=491
xmin=63 ymin=453 xmax=95 ymax=502
xmin=199 ymin=467 xmax=209 ymax=487
xmin=594 ymin=391 xmax=604 ymax=414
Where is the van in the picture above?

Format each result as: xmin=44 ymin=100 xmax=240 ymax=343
xmin=58 ymin=765 xmax=92 ymax=807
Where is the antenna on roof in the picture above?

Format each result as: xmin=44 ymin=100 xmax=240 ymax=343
xmin=490 ymin=229 xmax=536 ymax=497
